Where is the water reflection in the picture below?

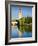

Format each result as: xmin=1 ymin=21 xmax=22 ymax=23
xmin=10 ymin=25 xmax=32 ymax=38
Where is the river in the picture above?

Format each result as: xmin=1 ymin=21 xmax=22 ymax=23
xmin=10 ymin=25 xmax=32 ymax=38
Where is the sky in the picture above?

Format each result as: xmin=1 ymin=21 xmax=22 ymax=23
xmin=10 ymin=5 xmax=32 ymax=20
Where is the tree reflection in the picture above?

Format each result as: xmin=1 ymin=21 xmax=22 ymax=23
xmin=18 ymin=25 xmax=32 ymax=33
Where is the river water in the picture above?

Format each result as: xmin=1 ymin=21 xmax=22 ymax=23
xmin=10 ymin=25 xmax=32 ymax=38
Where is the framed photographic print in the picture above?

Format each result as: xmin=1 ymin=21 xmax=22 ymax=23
xmin=5 ymin=1 xmax=37 ymax=45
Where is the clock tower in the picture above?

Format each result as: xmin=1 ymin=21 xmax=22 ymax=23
xmin=18 ymin=7 xmax=23 ymax=19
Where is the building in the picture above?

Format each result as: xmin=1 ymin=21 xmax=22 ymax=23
xmin=11 ymin=7 xmax=23 ymax=26
xmin=18 ymin=7 xmax=23 ymax=19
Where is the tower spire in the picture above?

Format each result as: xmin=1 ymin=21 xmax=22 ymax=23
xmin=19 ymin=6 xmax=21 ymax=13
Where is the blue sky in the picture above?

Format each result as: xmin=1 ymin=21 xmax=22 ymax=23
xmin=10 ymin=5 xmax=32 ymax=20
